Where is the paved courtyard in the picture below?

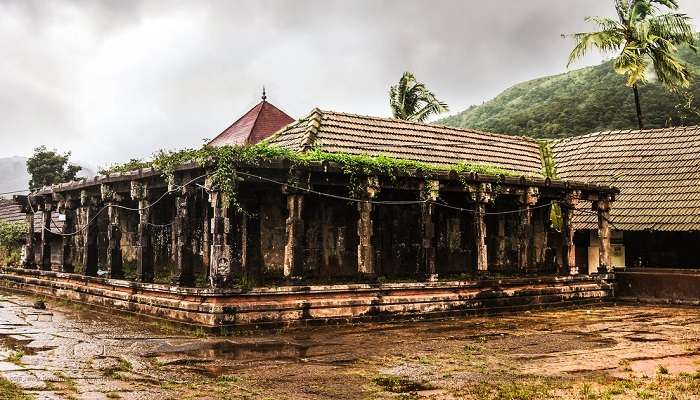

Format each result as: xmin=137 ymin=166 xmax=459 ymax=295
xmin=2 ymin=291 xmax=700 ymax=399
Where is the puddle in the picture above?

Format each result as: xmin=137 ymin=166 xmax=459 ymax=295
xmin=145 ymin=339 xmax=312 ymax=362
xmin=0 ymin=335 xmax=57 ymax=355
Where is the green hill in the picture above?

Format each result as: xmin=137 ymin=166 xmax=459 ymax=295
xmin=438 ymin=47 xmax=700 ymax=138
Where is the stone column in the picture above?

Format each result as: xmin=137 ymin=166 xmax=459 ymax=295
xmin=81 ymin=192 xmax=99 ymax=277
xmin=495 ymin=214 xmax=507 ymax=270
xmin=40 ymin=200 xmax=53 ymax=271
xmin=562 ymin=192 xmax=579 ymax=275
xmin=131 ymin=181 xmax=153 ymax=282
xmin=418 ymin=180 xmax=439 ymax=280
xmin=596 ymin=199 xmax=612 ymax=273
xmin=201 ymin=191 xmax=211 ymax=270
xmin=59 ymin=197 xmax=77 ymax=273
xmin=357 ymin=177 xmax=380 ymax=276
xmin=102 ymin=185 xmax=123 ymax=279
xmin=518 ymin=187 xmax=538 ymax=273
xmin=473 ymin=185 xmax=491 ymax=273
xmin=208 ymin=187 xmax=232 ymax=287
xmin=21 ymin=200 xmax=36 ymax=269
xmin=173 ymin=185 xmax=194 ymax=286
xmin=284 ymin=193 xmax=304 ymax=277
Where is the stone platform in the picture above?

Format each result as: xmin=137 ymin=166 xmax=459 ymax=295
xmin=0 ymin=267 xmax=614 ymax=330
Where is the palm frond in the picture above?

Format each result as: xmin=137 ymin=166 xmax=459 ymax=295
xmin=567 ymin=30 xmax=624 ymax=66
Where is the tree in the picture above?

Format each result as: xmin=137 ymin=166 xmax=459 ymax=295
xmin=565 ymin=0 xmax=696 ymax=129
xmin=26 ymin=146 xmax=82 ymax=190
xmin=389 ymin=71 xmax=449 ymax=122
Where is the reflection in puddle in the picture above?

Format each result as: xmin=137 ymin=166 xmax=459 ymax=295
xmin=146 ymin=340 xmax=312 ymax=362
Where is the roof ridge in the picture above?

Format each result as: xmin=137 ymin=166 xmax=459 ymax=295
xmin=318 ymin=109 xmax=541 ymax=144
xmin=554 ymin=125 xmax=700 ymax=144
xmin=299 ymin=108 xmax=323 ymax=151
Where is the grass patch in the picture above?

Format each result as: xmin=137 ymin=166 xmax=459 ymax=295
xmin=372 ymin=375 xmax=430 ymax=393
xmin=103 ymin=357 xmax=133 ymax=379
xmin=0 ymin=376 xmax=32 ymax=400
xmin=657 ymin=364 xmax=669 ymax=375
xmin=6 ymin=350 xmax=24 ymax=365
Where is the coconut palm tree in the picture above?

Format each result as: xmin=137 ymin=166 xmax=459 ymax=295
xmin=566 ymin=0 xmax=696 ymax=129
xmin=389 ymin=72 xmax=449 ymax=122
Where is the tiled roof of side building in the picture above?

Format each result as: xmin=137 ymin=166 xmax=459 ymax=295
xmin=552 ymin=126 xmax=700 ymax=231
xmin=0 ymin=199 xmax=63 ymax=234
xmin=267 ymin=109 xmax=545 ymax=176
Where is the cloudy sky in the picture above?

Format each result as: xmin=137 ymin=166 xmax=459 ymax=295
xmin=2 ymin=0 xmax=700 ymax=168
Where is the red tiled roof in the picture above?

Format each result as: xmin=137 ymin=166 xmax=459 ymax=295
xmin=552 ymin=126 xmax=700 ymax=231
xmin=268 ymin=109 xmax=544 ymax=175
xmin=209 ymin=99 xmax=294 ymax=146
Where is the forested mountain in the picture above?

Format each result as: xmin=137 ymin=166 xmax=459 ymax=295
xmin=438 ymin=47 xmax=700 ymax=138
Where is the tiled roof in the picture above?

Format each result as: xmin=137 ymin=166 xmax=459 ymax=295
xmin=267 ymin=109 xmax=544 ymax=175
xmin=552 ymin=126 xmax=700 ymax=231
xmin=209 ymin=99 xmax=294 ymax=146
xmin=0 ymin=200 xmax=26 ymax=225
xmin=0 ymin=200 xmax=62 ymax=234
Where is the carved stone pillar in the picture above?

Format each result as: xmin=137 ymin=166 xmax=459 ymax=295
xmin=208 ymin=187 xmax=232 ymax=287
xmin=20 ymin=199 xmax=36 ymax=269
xmin=495 ymin=214 xmax=507 ymax=270
xmin=40 ymin=200 xmax=53 ymax=271
xmin=173 ymin=185 xmax=194 ymax=286
xmin=357 ymin=177 xmax=380 ymax=276
xmin=101 ymin=185 xmax=123 ymax=279
xmin=418 ymin=180 xmax=438 ymax=280
xmin=81 ymin=191 xmax=99 ymax=277
xmin=131 ymin=181 xmax=153 ymax=282
xmin=473 ymin=184 xmax=491 ymax=273
xmin=201 ymin=191 xmax=211 ymax=269
xmin=518 ymin=187 xmax=538 ymax=273
xmin=596 ymin=198 xmax=612 ymax=273
xmin=562 ymin=192 xmax=579 ymax=275
xmin=283 ymin=193 xmax=304 ymax=277
xmin=58 ymin=196 xmax=77 ymax=273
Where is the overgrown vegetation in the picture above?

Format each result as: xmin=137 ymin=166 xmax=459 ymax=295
xmin=438 ymin=44 xmax=700 ymax=138
xmin=0 ymin=220 xmax=24 ymax=266
xmin=99 ymin=142 xmax=516 ymax=210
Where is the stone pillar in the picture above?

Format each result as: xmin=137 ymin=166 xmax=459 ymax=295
xmin=562 ymin=193 xmax=579 ymax=275
xmin=518 ymin=187 xmax=538 ymax=273
xmin=418 ymin=180 xmax=439 ymax=280
xmin=173 ymin=186 xmax=194 ymax=286
xmin=81 ymin=192 xmax=99 ymax=277
xmin=201 ymin=192 xmax=211 ymax=270
xmin=101 ymin=185 xmax=123 ymax=279
xmin=596 ymin=199 xmax=612 ymax=273
xmin=131 ymin=181 xmax=153 ymax=282
xmin=208 ymin=188 xmax=232 ymax=287
xmin=357 ymin=177 xmax=380 ymax=276
xmin=495 ymin=214 xmax=507 ymax=270
xmin=40 ymin=200 xmax=53 ymax=271
xmin=284 ymin=193 xmax=304 ymax=277
xmin=21 ymin=201 xmax=36 ymax=269
xmin=59 ymin=197 xmax=77 ymax=273
xmin=473 ymin=185 xmax=491 ymax=273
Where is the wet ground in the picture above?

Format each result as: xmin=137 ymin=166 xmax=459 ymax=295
xmin=2 ymin=291 xmax=700 ymax=399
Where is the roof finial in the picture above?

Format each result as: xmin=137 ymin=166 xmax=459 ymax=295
xmin=262 ymin=86 xmax=267 ymax=102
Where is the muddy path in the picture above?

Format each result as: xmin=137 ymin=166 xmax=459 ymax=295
xmin=2 ymin=291 xmax=700 ymax=399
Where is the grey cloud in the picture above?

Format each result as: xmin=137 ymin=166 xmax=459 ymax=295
xmin=2 ymin=0 xmax=700 ymax=166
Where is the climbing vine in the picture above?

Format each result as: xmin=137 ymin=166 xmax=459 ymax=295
xmin=538 ymin=140 xmax=563 ymax=231
xmin=100 ymin=142 xmax=525 ymax=209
